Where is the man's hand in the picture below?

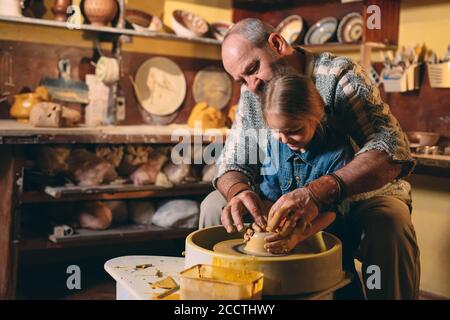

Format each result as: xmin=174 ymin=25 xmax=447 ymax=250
xmin=265 ymin=211 xmax=336 ymax=254
xmin=221 ymin=190 xmax=267 ymax=233
xmin=266 ymin=187 xmax=319 ymax=233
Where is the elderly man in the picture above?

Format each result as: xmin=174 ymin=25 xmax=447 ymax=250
xmin=199 ymin=18 xmax=420 ymax=299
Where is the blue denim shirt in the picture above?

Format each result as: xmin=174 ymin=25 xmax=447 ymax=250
xmin=259 ymin=127 xmax=354 ymax=212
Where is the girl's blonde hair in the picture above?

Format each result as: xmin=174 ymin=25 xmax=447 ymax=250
xmin=261 ymin=74 xmax=325 ymax=126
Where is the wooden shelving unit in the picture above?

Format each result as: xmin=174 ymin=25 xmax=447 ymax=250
xmin=0 ymin=120 xmax=221 ymax=298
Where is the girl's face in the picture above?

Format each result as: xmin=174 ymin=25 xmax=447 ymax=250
xmin=266 ymin=111 xmax=318 ymax=151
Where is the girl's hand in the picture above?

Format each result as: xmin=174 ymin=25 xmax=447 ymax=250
xmin=266 ymin=187 xmax=319 ymax=233
xmin=243 ymin=221 xmax=265 ymax=242
xmin=264 ymin=211 xmax=336 ymax=254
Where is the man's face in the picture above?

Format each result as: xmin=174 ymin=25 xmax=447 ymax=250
xmin=222 ymin=34 xmax=283 ymax=96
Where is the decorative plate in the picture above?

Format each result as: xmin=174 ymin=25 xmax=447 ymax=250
xmin=337 ymin=12 xmax=363 ymax=43
xmin=134 ymin=57 xmax=186 ymax=116
xmin=304 ymin=17 xmax=338 ymax=45
xmin=275 ymin=15 xmax=305 ymax=45
xmin=193 ymin=66 xmax=232 ymax=110
xmin=171 ymin=9 xmax=209 ymax=38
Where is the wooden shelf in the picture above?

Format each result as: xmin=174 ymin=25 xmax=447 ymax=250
xmin=0 ymin=15 xmax=221 ymax=46
xmin=412 ymin=153 xmax=450 ymax=168
xmin=302 ymin=42 xmax=396 ymax=53
xmin=0 ymin=120 xmax=228 ymax=145
xmin=0 ymin=16 xmax=396 ymax=53
xmin=21 ymin=182 xmax=214 ymax=203
xmin=411 ymin=153 xmax=450 ymax=178
xmin=20 ymin=225 xmax=194 ymax=252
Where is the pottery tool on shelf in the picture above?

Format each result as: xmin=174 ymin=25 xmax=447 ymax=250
xmin=41 ymin=59 xmax=89 ymax=104
xmin=0 ymin=49 xmax=14 ymax=102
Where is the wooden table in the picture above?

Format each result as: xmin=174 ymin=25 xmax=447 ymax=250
xmin=104 ymin=255 xmax=185 ymax=300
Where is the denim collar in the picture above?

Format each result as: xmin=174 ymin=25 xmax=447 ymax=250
xmin=284 ymin=128 xmax=327 ymax=167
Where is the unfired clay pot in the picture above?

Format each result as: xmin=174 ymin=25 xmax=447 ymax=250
xmin=83 ymin=0 xmax=117 ymax=27
xmin=244 ymin=232 xmax=273 ymax=255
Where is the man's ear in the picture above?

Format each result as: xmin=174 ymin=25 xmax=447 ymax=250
xmin=268 ymin=33 xmax=288 ymax=55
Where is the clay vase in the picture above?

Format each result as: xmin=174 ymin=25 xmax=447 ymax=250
xmin=51 ymin=0 xmax=72 ymax=22
xmin=83 ymin=0 xmax=118 ymax=27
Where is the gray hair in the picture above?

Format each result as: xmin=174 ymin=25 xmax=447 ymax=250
xmin=224 ymin=18 xmax=275 ymax=48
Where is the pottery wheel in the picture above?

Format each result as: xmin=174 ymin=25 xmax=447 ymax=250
xmin=186 ymin=226 xmax=345 ymax=295
xmin=213 ymin=239 xmax=314 ymax=258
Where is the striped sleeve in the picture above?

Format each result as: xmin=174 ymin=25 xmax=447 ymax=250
xmin=332 ymin=59 xmax=415 ymax=178
xmin=212 ymin=90 xmax=262 ymax=188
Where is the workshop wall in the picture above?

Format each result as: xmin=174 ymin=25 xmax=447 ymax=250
xmin=407 ymin=175 xmax=450 ymax=298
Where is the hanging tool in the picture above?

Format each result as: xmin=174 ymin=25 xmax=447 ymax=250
xmin=41 ymin=59 xmax=89 ymax=104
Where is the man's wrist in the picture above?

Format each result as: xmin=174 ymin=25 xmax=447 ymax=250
xmin=226 ymin=181 xmax=253 ymax=202
xmin=306 ymin=174 xmax=346 ymax=211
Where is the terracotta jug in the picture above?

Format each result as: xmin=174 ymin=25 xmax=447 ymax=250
xmin=83 ymin=0 xmax=117 ymax=27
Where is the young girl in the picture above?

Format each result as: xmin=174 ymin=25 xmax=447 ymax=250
xmin=256 ymin=73 xmax=354 ymax=254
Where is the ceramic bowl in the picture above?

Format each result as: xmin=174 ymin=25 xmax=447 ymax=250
xmin=337 ymin=12 xmax=363 ymax=43
xmin=210 ymin=21 xmax=233 ymax=42
xmin=304 ymin=16 xmax=338 ymax=45
xmin=275 ymin=15 xmax=305 ymax=45
xmin=406 ymin=131 xmax=440 ymax=147
xmin=170 ymin=9 xmax=209 ymax=38
xmin=126 ymin=9 xmax=163 ymax=32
